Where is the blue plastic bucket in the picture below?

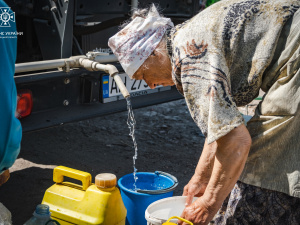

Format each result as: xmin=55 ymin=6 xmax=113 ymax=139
xmin=118 ymin=171 xmax=178 ymax=225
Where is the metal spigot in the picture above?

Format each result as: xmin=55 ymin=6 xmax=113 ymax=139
xmin=78 ymin=58 xmax=130 ymax=99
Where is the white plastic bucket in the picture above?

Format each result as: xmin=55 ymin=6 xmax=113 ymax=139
xmin=145 ymin=196 xmax=197 ymax=225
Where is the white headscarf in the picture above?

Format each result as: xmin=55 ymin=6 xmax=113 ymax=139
xmin=108 ymin=5 xmax=174 ymax=78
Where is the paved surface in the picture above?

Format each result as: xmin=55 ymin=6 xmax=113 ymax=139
xmin=0 ymin=96 xmax=261 ymax=224
xmin=0 ymin=99 xmax=205 ymax=224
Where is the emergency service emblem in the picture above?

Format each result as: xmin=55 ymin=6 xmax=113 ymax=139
xmin=0 ymin=7 xmax=15 ymax=27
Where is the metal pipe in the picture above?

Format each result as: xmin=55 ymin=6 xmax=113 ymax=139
xmin=15 ymin=59 xmax=68 ymax=74
xmin=131 ymin=0 xmax=138 ymax=12
xmin=14 ymin=55 xmax=118 ymax=74
xmin=111 ymin=73 xmax=130 ymax=99
xmin=93 ymin=54 xmax=118 ymax=63
xmin=15 ymin=56 xmax=130 ymax=99
xmin=79 ymin=58 xmax=130 ymax=99
xmin=101 ymin=64 xmax=130 ymax=99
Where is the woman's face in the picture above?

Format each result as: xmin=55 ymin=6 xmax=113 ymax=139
xmin=132 ymin=40 xmax=174 ymax=89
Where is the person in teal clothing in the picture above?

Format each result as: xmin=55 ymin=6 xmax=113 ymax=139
xmin=0 ymin=0 xmax=22 ymax=185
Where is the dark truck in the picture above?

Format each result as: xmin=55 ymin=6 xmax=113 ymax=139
xmin=7 ymin=0 xmax=203 ymax=132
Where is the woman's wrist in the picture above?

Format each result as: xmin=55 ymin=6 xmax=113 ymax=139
xmin=193 ymin=140 xmax=217 ymax=183
xmin=192 ymin=173 xmax=210 ymax=188
xmin=194 ymin=169 xmax=211 ymax=180
xmin=201 ymin=187 xmax=226 ymax=208
xmin=193 ymin=193 xmax=222 ymax=216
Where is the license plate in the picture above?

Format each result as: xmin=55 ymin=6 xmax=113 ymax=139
xmin=102 ymin=73 xmax=171 ymax=103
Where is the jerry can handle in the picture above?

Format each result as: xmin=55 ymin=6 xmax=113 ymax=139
xmin=53 ymin=166 xmax=92 ymax=191
xmin=164 ymin=216 xmax=193 ymax=225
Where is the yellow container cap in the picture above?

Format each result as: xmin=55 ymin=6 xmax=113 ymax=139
xmin=95 ymin=173 xmax=117 ymax=189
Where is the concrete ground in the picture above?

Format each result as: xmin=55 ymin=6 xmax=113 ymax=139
xmin=0 ymin=97 xmax=260 ymax=224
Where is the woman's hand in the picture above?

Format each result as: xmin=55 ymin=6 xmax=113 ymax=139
xmin=183 ymin=174 xmax=208 ymax=206
xmin=180 ymin=124 xmax=251 ymax=225
xmin=178 ymin=197 xmax=219 ymax=225
xmin=183 ymin=140 xmax=217 ymax=206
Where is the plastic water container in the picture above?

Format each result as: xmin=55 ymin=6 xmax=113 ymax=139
xmin=0 ymin=202 xmax=12 ymax=225
xmin=42 ymin=166 xmax=127 ymax=225
xmin=118 ymin=171 xmax=178 ymax=225
xmin=145 ymin=196 xmax=197 ymax=225
xmin=24 ymin=204 xmax=59 ymax=225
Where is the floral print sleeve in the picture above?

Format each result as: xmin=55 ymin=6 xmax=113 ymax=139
xmin=180 ymin=48 xmax=244 ymax=144
xmin=170 ymin=0 xmax=299 ymax=144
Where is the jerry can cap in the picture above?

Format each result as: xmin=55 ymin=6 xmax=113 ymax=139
xmin=95 ymin=173 xmax=117 ymax=189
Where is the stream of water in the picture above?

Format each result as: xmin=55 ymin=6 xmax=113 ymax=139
xmin=126 ymin=97 xmax=138 ymax=191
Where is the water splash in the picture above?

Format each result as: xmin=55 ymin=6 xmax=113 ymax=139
xmin=126 ymin=97 xmax=138 ymax=191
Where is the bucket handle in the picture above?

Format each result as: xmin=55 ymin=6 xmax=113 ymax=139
xmin=136 ymin=171 xmax=178 ymax=194
xmin=164 ymin=216 xmax=193 ymax=225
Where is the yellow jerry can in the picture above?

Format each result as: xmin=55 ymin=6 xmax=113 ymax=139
xmin=42 ymin=166 xmax=126 ymax=225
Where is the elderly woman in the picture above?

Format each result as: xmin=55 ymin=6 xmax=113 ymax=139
xmin=109 ymin=0 xmax=300 ymax=224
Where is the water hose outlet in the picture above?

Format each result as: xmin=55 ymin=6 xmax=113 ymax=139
xmin=78 ymin=58 xmax=130 ymax=99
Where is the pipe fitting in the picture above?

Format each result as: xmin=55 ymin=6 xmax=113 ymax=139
xmin=104 ymin=64 xmax=118 ymax=77
xmin=111 ymin=74 xmax=130 ymax=99
xmin=78 ymin=58 xmax=98 ymax=71
xmin=78 ymin=58 xmax=130 ymax=99
xmin=95 ymin=63 xmax=130 ymax=99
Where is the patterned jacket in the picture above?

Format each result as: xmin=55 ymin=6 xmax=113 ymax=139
xmin=169 ymin=0 xmax=299 ymax=144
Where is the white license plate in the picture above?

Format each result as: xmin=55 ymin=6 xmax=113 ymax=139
xmin=102 ymin=73 xmax=171 ymax=103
